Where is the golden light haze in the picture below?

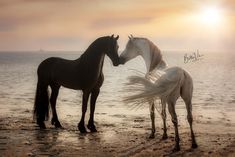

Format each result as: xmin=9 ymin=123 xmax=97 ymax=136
xmin=0 ymin=0 xmax=234 ymax=51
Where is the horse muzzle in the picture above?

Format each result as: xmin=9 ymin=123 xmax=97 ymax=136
xmin=113 ymin=61 xmax=119 ymax=66
xmin=119 ymin=56 xmax=126 ymax=65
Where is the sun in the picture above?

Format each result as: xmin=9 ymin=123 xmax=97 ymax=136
xmin=200 ymin=6 xmax=222 ymax=25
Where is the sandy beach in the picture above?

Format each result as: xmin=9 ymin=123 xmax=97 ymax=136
xmin=0 ymin=104 xmax=235 ymax=157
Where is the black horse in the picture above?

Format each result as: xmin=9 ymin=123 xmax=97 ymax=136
xmin=34 ymin=35 xmax=120 ymax=133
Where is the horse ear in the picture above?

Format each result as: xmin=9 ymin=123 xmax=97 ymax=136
xmin=128 ymin=35 xmax=133 ymax=41
xmin=130 ymin=34 xmax=134 ymax=38
xmin=111 ymin=34 xmax=114 ymax=38
xmin=115 ymin=35 xmax=119 ymax=40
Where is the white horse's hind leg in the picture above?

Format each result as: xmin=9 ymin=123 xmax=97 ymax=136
xmin=185 ymin=100 xmax=198 ymax=148
xmin=167 ymin=99 xmax=180 ymax=152
xmin=181 ymin=92 xmax=198 ymax=148
xmin=161 ymin=99 xmax=168 ymax=140
xmin=181 ymin=72 xmax=198 ymax=149
xmin=149 ymin=101 xmax=155 ymax=139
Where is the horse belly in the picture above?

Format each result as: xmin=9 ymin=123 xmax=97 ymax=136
xmin=60 ymin=81 xmax=81 ymax=90
xmin=55 ymin=72 xmax=83 ymax=90
xmin=57 ymin=72 xmax=100 ymax=90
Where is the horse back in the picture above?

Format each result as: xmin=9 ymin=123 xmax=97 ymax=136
xmin=37 ymin=57 xmax=104 ymax=90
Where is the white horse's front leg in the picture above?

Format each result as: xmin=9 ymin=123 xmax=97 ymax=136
xmin=149 ymin=101 xmax=155 ymax=139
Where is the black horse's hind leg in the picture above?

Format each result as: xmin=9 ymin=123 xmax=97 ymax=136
xmin=50 ymin=84 xmax=62 ymax=128
xmin=87 ymin=88 xmax=100 ymax=132
xmin=78 ymin=91 xmax=90 ymax=133
xmin=34 ymin=81 xmax=49 ymax=129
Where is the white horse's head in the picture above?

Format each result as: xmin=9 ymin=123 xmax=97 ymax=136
xmin=120 ymin=35 xmax=166 ymax=72
xmin=119 ymin=35 xmax=149 ymax=64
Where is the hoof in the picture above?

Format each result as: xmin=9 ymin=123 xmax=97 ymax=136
xmin=149 ymin=134 xmax=155 ymax=139
xmin=172 ymin=145 xmax=180 ymax=152
xmin=51 ymin=119 xmax=55 ymax=125
xmin=78 ymin=123 xmax=87 ymax=133
xmin=37 ymin=121 xmax=46 ymax=129
xmin=87 ymin=120 xmax=97 ymax=132
xmin=51 ymin=119 xmax=63 ymax=128
xmin=87 ymin=124 xmax=97 ymax=132
xmin=162 ymin=133 xmax=168 ymax=140
xmin=192 ymin=142 xmax=198 ymax=149
xmin=54 ymin=122 xmax=63 ymax=128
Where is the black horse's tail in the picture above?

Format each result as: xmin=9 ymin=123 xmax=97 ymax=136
xmin=33 ymin=81 xmax=50 ymax=123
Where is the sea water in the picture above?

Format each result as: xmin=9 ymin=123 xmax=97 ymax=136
xmin=0 ymin=51 xmax=234 ymax=124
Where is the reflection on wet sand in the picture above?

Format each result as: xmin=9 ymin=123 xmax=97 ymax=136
xmin=0 ymin=109 xmax=235 ymax=157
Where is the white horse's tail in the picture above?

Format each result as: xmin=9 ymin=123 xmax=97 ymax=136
xmin=124 ymin=68 xmax=184 ymax=105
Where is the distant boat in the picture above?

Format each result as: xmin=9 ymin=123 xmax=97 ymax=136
xmin=39 ymin=48 xmax=45 ymax=52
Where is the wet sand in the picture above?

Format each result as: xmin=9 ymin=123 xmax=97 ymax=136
xmin=0 ymin=106 xmax=235 ymax=157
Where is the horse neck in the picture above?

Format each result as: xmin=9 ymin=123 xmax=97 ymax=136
xmin=155 ymin=59 xmax=167 ymax=70
xmin=139 ymin=40 xmax=167 ymax=73
xmin=78 ymin=41 xmax=106 ymax=69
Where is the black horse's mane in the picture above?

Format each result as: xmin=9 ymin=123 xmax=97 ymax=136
xmin=80 ymin=36 xmax=111 ymax=60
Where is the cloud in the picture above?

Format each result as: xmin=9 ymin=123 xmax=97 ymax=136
xmin=91 ymin=16 xmax=154 ymax=29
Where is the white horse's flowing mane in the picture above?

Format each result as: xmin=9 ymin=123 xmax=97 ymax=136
xmin=146 ymin=39 xmax=163 ymax=71
xmin=133 ymin=37 xmax=166 ymax=72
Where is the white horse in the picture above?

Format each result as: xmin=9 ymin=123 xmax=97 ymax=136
xmin=119 ymin=35 xmax=198 ymax=152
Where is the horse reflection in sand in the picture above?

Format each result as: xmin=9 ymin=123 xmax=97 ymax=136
xmin=120 ymin=35 xmax=198 ymax=152
xmin=34 ymin=35 xmax=120 ymax=133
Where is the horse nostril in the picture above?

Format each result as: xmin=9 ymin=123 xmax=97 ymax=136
xmin=112 ymin=60 xmax=119 ymax=66
xmin=119 ymin=57 xmax=125 ymax=65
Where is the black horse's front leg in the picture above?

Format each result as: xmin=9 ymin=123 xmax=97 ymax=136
xmin=87 ymin=88 xmax=100 ymax=132
xmin=50 ymin=85 xmax=62 ymax=128
xmin=78 ymin=91 xmax=90 ymax=133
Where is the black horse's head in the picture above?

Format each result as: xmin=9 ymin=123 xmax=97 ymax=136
xmin=106 ymin=34 xmax=120 ymax=66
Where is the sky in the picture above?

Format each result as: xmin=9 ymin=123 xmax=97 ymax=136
xmin=0 ymin=0 xmax=234 ymax=51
